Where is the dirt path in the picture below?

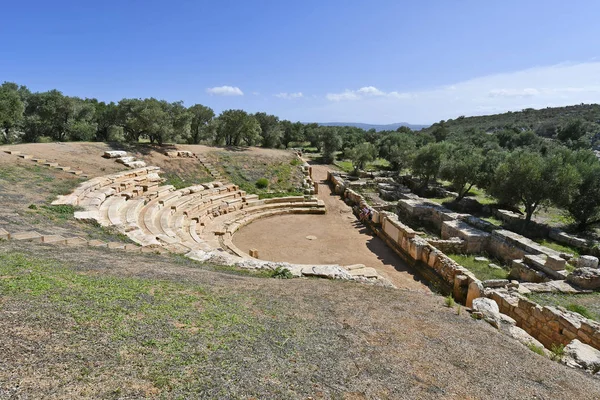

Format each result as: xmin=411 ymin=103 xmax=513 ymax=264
xmin=233 ymin=164 xmax=429 ymax=291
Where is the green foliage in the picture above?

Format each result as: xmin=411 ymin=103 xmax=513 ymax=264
xmin=444 ymin=295 xmax=455 ymax=308
xmin=566 ymin=304 xmax=594 ymax=320
xmin=270 ymin=267 xmax=294 ymax=279
xmin=489 ymin=150 xmax=580 ymax=222
xmin=563 ymin=150 xmax=600 ymax=230
xmin=0 ymin=82 xmax=26 ymax=143
xmin=440 ymin=145 xmax=486 ymax=201
xmin=187 ymin=104 xmax=215 ymax=144
xmin=378 ymin=130 xmax=417 ymax=171
xmin=550 ymin=343 xmax=565 ymax=361
xmin=346 ymin=142 xmax=377 ymax=173
xmin=255 ymin=178 xmax=269 ymax=189
xmin=412 ymin=142 xmax=447 ymax=188
xmin=321 ymin=127 xmax=342 ymax=164
xmin=254 ymin=112 xmax=282 ymax=148
xmin=215 ymin=109 xmax=261 ymax=146
xmin=527 ymin=343 xmax=546 ymax=356
xmin=447 ymin=254 xmax=509 ymax=281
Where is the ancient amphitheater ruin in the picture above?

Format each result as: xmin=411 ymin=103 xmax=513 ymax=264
xmin=3 ymin=146 xmax=600 ymax=375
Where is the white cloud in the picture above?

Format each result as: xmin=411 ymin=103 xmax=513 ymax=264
xmin=275 ymin=92 xmax=304 ymax=99
xmin=206 ymin=85 xmax=244 ymax=96
xmin=305 ymin=62 xmax=600 ymax=124
xmin=326 ymin=86 xmax=410 ymax=101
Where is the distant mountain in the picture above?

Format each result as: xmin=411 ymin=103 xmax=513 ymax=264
xmin=318 ymin=122 xmax=430 ymax=132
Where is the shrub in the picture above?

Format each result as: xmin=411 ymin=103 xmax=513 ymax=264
xmin=444 ymin=295 xmax=455 ymax=308
xmin=550 ymin=343 xmax=565 ymax=361
xmin=527 ymin=343 xmax=546 ymax=356
xmin=270 ymin=267 xmax=293 ymax=279
xmin=28 ymin=204 xmax=37 ymax=210
xmin=255 ymin=178 xmax=269 ymax=189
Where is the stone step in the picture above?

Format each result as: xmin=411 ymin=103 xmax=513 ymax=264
xmin=0 ymin=228 xmax=10 ymax=240
xmin=18 ymin=154 xmax=33 ymax=160
xmin=4 ymin=150 xmax=20 ymax=155
xmin=65 ymin=237 xmax=88 ymax=245
xmin=69 ymin=170 xmax=84 ymax=176
xmin=44 ymin=162 xmax=59 ymax=167
xmin=41 ymin=235 xmax=67 ymax=244
xmin=12 ymin=231 xmax=43 ymax=242
xmin=88 ymin=240 xmax=108 ymax=247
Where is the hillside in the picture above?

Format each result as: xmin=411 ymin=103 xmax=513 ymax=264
xmin=318 ymin=122 xmax=430 ymax=131
xmin=421 ymin=103 xmax=600 ymax=136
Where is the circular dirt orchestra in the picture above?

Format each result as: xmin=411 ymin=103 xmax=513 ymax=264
xmin=233 ymin=165 xmax=429 ymax=291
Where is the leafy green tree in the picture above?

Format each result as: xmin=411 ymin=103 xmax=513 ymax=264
xmin=116 ymin=98 xmax=185 ymax=145
xmin=440 ymin=146 xmax=486 ymax=201
xmin=564 ymin=150 xmax=600 ymax=230
xmin=89 ymin=100 xmax=119 ymax=142
xmin=23 ymin=90 xmax=96 ymax=142
xmin=378 ymin=131 xmax=417 ymax=171
xmin=431 ymin=120 xmax=449 ymax=142
xmin=321 ymin=127 xmax=342 ymax=164
xmin=188 ymin=104 xmax=214 ymax=144
xmin=490 ymin=150 xmax=580 ymax=222
xmin=412 ymin=142 xmax=447 ymax=188
xmin=215 ymin=109 xmax=261 ymax=146
xmin=254 ymin=112 xmax=281 ymax=148
xmin=347 ymin=142 xmax=377 ymax=173
xmin=0 ymin=82 xmax=25 ymax=143
xmin=280 ymin=120 xmax=304 ymax=148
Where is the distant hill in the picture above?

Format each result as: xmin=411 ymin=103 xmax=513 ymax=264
xmin=318 ymin=122 xmax=430 ymax=131
xmin=420 ymin=104 xmax=600 ymax=136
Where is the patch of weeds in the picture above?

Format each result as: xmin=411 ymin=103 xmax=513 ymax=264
xmin=527 ymin=292 xmax=600 ymax=322
xmin=444 ymin=295 xmax=455 ymax=308
xmin=527 ymin=343 xmax=546 ymax=356
xmin=289 ymin=158 xmax=302 ymax=166
xmin=456 ymin=305 xmax=462 ymax=315
xmin=534 ymin=238 xmax=580 ymax=257
xmin=270 ymin=267 xmax=294 ymax=279
xmin=566 ymin=304 xmax=594 ymax=320
xmin=550 ymin=343 xmax=565 ymax=361
xmin=255 ymin=178 xmax=269 ymax=189
xmin=447 ymin=254 xmax=509 ymax=281
xmin=28 ymin=204 xmax=38 ymax=210
xmin=428 ymin=196 xmax=455 ymax=205
xmin=482 ymin=216 xmax=503 ymax=227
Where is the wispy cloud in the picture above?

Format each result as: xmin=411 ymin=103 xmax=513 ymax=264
xmin=275 ymin=92 xmax=304 ymax=99
xmin=326 ymin=86 xmax=411 ymax=101
xmin=308 ymin=62 xmax=600 ymax=123
xmin=206 ymin=85 xmax=244 ymax=96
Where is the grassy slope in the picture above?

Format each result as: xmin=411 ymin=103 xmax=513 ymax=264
xmin=447 ymin=254 xmax=509 ymax=281
xmin=3 ymin=243 xmax=599 ymax=398
xmin=528 ymin=292 xmax=600 ymax=322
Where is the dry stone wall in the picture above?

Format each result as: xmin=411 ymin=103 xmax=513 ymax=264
xmin=489 ymin=290 xmax=600 ymax=351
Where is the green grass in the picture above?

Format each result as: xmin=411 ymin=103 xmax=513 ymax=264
xmin=534 ymin=238 xmax=580 ymax=257
xmin=527 ymin=343 xmax=546 ymax=356
xmin=527 ymin=292 xmax=600 ymax=322
xmin=0 ymin=251 xmax=276 ymax=394
xmin=482 ymin=216 xmax=503 ymax=226
xmin=334 ymin=158 xmax=390 ymax=174
xmin=210 ymin=151 xmax=304 ymax=197
xmin=447 ymin=254 xmax=509 ymax=281
xmin=162 ymin=169 xmax=213 ymax=190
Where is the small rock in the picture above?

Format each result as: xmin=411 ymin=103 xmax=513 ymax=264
xmin=306 ymin=235 xmax=317 ymax=240
xmin=488 ymin=263 xmax=502 ymax=269
xmin=577 ymin=255 xmax=599 ymax=269
xmin=475 ymin=256 xmax=489 ymax=262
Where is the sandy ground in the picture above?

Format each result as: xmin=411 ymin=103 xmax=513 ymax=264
xmin=233 ymin=164 xmax=429 ymax=291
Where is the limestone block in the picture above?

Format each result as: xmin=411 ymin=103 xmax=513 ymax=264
xmin=18 ymin=154 xmax=33 ymax=159
xmin=41 ymin=235 xmax=67 ymax=244
xmin=0 ymin=228 xmax=10 ymax=239
xmin=567 ymin=267 xmax=600 ymax=290
xmin=562 ymin=339 xmax=600 ymax=372
xmin=466 ymin=280 xmax=484 ymax=307
xmin=577 ymin=256 xmax=599 ymax=269
xmin=116 ymin=156 xmax=136 ymax=164
xmin=482 ymin=279 xmax=510 ymax=288
xmin=11 ymin=231 xmax=42 ymax=242
xmin=249 ymin=248 xmax=259 ymax=258
xmin=125 ymin=161 xmax=147 ymax=168
xmin=65 ymin=237 xmax=88 ymax=245
xmin=103 ymin=150 xmax=128 ymax=158
xmin=453 ymin=274 xmax=469 ymax=301
xmin=348 ymin=267 xmax=379 ymax=278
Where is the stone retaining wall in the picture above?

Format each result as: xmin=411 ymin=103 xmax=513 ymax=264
xmin=489 ymin=290 xmax=600 ymax=351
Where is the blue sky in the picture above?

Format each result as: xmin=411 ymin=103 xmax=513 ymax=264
xmin=2 ymin=0 xmax=600 ymax=124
